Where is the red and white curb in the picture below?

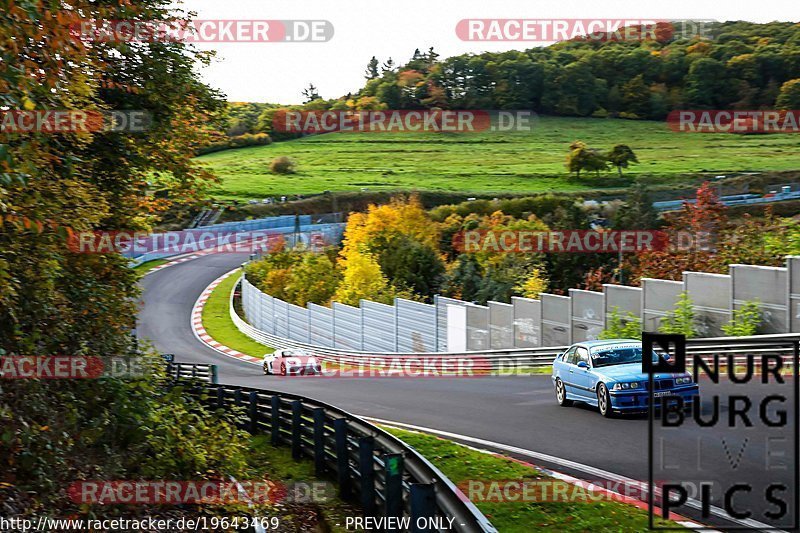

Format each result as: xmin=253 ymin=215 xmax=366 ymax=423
xmin=190 ymin=268 xmax=262 ymax=365
xmin=142 ymin=235 xmax=272 ymax=277
xmin=143 ymin=254 xmax=201 ymax=275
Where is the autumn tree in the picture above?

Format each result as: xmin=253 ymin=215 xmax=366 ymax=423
xmin=606 ymin=144 xmax=639 ymax=177
xmin=334 ymin=251 xmax=393 ymax=306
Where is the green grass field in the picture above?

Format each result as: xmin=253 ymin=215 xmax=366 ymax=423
xmin=382 ymin=426 xmax=680 ymax=532
xmin=198 ymin=116 xmax=800 ymax=200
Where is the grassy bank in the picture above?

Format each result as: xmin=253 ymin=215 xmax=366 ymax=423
xmin=198 ymin=116 xmax=800 ymax=200
xmin=382 ymin=426 xmax=680 ymax=532
xmin=201 ymin=272 xmax=273 ymax=357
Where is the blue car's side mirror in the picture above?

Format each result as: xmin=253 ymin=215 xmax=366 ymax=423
xmin=577 ymin=361 xmax=589 ymax=369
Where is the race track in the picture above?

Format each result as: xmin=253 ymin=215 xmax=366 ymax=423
xmin=137 ymin=251 xmax=798 ymax=531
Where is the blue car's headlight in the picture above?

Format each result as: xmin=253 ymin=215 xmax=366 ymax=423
xmin=613 ymin=381 xmax=641 ymax=390
xmin=674 ymin=376 xmax=693 ymax=385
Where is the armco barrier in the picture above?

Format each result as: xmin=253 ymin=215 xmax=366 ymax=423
xmin=169 ymin=363 xmax=497 ymax=533
xmin=128 ymin=213 xmax=344 ymax=266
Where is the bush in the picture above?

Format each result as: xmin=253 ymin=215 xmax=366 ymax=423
xmin=599 ymin=306 xmax=642 ymax=340
xmin=270 ymin=156 xmax=296 ymax=174
xmin=722 ymin=300 xmax=762 ymax=336
xmin=658 ymin=292 xmax=697 ymax=338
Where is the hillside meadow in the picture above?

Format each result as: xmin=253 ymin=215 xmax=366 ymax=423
xmin=197 ymin=116 xmax=800 ymax=200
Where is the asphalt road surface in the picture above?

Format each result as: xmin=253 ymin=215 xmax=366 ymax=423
xmin=138 ymin=251 xmax=798 ymax=531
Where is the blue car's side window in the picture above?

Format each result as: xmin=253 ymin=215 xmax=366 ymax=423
xmin=563 ymin=347 xmax=577 ymax=365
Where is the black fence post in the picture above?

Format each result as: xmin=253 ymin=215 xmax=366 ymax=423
xmin=313 ymin=408 xmax=326 ymax=476
xmin=234 ymin=388 xmax=243 ymax=429
xmin=210 ymin=364 xmax=218 ymax=384
xmin=384 ymin=453 xmax=404 ymax=521
xmin=191 ymin=365 xmax=197 ymax=379
xmin=334 ymin=419 xmax=351 ymax=500
xmin=358 ymin=437 xmax=376 ymax=516
xmin=248 ymin=391 xmax=259 ymax=433
xmin=270 ymin=395 xmax=281 ymax=445
xmin=410 ymin=483 xmax=435 ymax=533
xmin=216 ymin=387 xmax=224 ymax=409
xmin=291 ymin=400 xmax=303 ymax=460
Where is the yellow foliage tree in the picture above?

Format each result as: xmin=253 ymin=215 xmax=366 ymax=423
xmin=339 ymin=195 xmax=439 ymax=267
xmin=333 ymin=251 xmax=393 ymax=306
xmin=515 ymin=268 xmax=549 ymax=299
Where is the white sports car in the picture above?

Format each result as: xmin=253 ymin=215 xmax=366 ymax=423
xmin=263 ymin=348 xmax=321 ymax=376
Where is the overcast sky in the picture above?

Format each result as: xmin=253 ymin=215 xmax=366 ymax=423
xmin=179 ymin=0 xmax=800 ymax=104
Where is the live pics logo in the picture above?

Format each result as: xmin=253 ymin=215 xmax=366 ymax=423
xmin=645 ymin=333 xmax=799 ymax=530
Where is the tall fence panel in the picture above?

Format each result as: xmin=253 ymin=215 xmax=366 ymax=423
xmin=287 ymin=303 xmax=310 ymax=343
xmin=730 ymin=264 xmax=788 ymax=333
xmin=308 ymin=303 xmax=334 ymax=348
xmin=361 ymin=300 xmax=396 ymax=353
xmin=488 ymin=301 xmax=514 ymax=349
xmin=569 ymin=289 xmax=604 ymax=342
xmin=683 ymin=272 xmax=731 ymax=337
xmin=273 ymin=298 xmax=289 ymax=338
xmin=396 ymin=299 xmax=436 ymax=353
xmin=333 ymin=302 xmax=362 ymax=351
xmin=603 ymin=284 xmax=642 ymax=327
xmin=436 ymin=296 xmax=467 ymax=352
xmin=541 ymin=294 xmax=571 ymax=347
xmin=789 ymin=257 xmax=800 ymax=333
xmin=641 ymin=278 xmax=683 ymax=333
xmin=512 ymin=297 xmax=541 ymax=348
xmin=466 ymin=304 xmax=490 ymax=351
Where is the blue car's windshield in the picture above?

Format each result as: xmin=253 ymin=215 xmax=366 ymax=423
xmin=592 ymin=347 xmax=664 ymax=368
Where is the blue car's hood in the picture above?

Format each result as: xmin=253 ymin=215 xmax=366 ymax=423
xmin=592 ymin=363 xmax=683 ymax=382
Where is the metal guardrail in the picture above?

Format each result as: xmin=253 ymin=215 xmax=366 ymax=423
xmin=169 ymin=365 xmax=497 ymax=533
xmin=168 ymin=361 xmax=218 ymax=383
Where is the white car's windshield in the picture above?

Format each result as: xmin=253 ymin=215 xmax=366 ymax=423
xmin=592 ymin=347 xmax=666 ymax=368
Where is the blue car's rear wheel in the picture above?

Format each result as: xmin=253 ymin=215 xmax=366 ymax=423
xmin=555 ymin=378 xmax=573 ymax=407
xmin=597 ymin=383 xmax=613 ymax=417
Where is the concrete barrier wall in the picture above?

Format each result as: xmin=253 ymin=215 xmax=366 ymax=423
xmin=730 ymin=264 xmax=788 ymax=334
xmin=466 ymin=304 xmax=490 ymax=351
xmin=641 ymin=278 xmax=684 ymax=333
xmin=683 ymin=272 xmax=731 ymax=337
xmin=541 ymin=293 xmax=571 ymax=347
xmin=489 ymin=301 xmax=514 ymax=349
xmin=569 ymin=289 xmax=604 ymax=342
xmin=603 ymin=284 xmax=642 ymax=326
xmin=241 ymin=257 xmax=795 ymax=352
xmin=512 ymin=297 xmax=541 ymax=348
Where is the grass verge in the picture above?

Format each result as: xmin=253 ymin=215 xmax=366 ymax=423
xmin=202 ymin=272 xmax=274 ymax=357
xmin=246 ymin=434 xmax=358 ymax=532
xmin=382 ymin=426 xmax=681 ymax=532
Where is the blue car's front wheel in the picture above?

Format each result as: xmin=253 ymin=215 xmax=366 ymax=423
xmin=555 ymin=378 xmax=573 ymax=407
xmin=597 ymin=383 xmax=613 ymax=418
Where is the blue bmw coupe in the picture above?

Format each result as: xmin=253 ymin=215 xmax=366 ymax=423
xmin=551 ymin=339 xmax=699 ymax=417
